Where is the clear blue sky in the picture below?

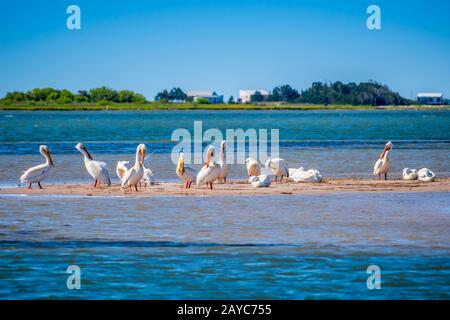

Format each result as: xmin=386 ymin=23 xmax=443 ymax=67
xmin=1 ymin=0 xmax=449 ymax=100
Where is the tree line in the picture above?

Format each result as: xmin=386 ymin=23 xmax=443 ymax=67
xmin=1 ymin=87 xmax=146 ymax=104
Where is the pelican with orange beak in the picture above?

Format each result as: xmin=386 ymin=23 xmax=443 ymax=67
xmin=373 ymin=141 xmax=393 ymax=180
xmin=19 ymin=145 xmax=54 ymax=189
xmin=121 ymin=144 xmax=146 ymax=191
xmin=196 ymin=146 xmax=221 ymax=190
xmin=176 ymin=149 xmax=196 ymax=189
xmin=75 ymin=143 xmax=111 ymax=187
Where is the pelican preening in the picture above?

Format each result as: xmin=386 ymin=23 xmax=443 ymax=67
xmin=176 ymin=151 xmax=197 ymax=189
xmin=265 ymin=158 xmax=289 ymax=181
xmin=245 ymin=157 xmax=261 ymax=177
xmin=373 ymin=141 xmax=393 ymax=180
xmin=121 ymin=144 xmax=146 ymax=191
xmin=75 ymin=143 xmax=111 ymax=187
xmin=196 ymin=146 xmax=221 ymax=189
xmin=218 ymin=140 xmax=230 ymax=183
xmin=19 ymin=145 xmax=54 ymax=189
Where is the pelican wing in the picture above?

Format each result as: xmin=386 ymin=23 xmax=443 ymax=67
xmin=373 ymin=159 xmax=384 ymax=175
xmin=20 ymin=163 xmax=50 ymax=183
xmin=196 ymin=161 xmax=221 ymax=185
xmin=116 ymin=161 xmax=131 ymax=179
xmin=88 ymin=160 xmax=111 ymax=185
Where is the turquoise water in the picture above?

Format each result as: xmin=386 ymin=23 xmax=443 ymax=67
xmin=0 ymin=110 xmax=449 ymax=299
xmin=0 ymin=110 xmax=449 ymax=184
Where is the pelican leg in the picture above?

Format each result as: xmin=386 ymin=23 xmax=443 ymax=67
xmin=145 ymin=182 xmax=147 ymax=189
xmin=38 ymin=182 xmax=42 ymax=189
xmin=93 ymin=180 xmax=98 ymax=188
xmin=28 ymin=182 xmax=32 ymax=189
xmin=275 ymin=176 xmax=277 ymax=182
xmin=135 ymin=185 xmax=138 ymax=192
xmin=384 ymin=173 xmax=387 ymax=180
xmin=280 ymin=176 xmax=283 ymax=182
xmin=129 ymin=185 xmax=132 ymax=192
xmin=210 ymin=183 xmax=213 ymax=190
xmin=139 ymin=181 xmax=142 ymax=189
xmin=188 ymin=181 xmax=192 ymax=189
xmin=224 ymin=177 xmax=227 ymax=184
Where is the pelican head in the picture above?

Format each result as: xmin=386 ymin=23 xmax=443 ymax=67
xmin=177 ymin=149 xmax=185 ymax=175
xmin=40 ymin=145 xmax=54 ymax=167
xmin=380 ymin=141 xmax=393 ymax=159
xmin=75 ymin=143 xmax=93 ymax=160
xmin=137 ymin=144 xmax=146 ymax=164
xmin=207 ymin=146 xmax=215 ymax=157
xmin=221 ymin=140 xmax=226 ymax=152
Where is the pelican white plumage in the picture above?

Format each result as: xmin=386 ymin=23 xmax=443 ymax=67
xmin=373 ymin=141 xmax=393 ymax=180
xmin=75 ymin=143 xmax=111 ymax=187
xmin=121 ymin=144 xmax=146 ymax=191
xmin=218 ymin=140 xmax=230 ymax=183
xmin=291 ymin=167 xmax=323 ymax=183
xmin=19 ymin=145 xmax=54 ymax=189
xmin=249 ymin=175 xmax=272 ymax=188
xmin=196 ymin=146 xmax=221 ymax=189
xmin=116 ymin=161 xmax=131 ymax=180
xmin=265 ymin=158 xmax=289 ymax=181
xmin=141 ymin=168 xmax=154 ymax=188
xmin=245 ymin=157 xmax=261 ymax=177
xmin=402 ymin=168 xmax=418 ymax=180
xmin=176 ymin=151 xmax=196 ymax=189
xmin=418 ymin=168 xmax=436 ymax=182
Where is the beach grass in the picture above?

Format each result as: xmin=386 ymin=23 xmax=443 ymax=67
xmin=0 ymin=102 xmax=444 ymax=111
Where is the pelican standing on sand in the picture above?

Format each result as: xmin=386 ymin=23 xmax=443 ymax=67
xmin=373 ymin=141 xmax=393 ymax=180
xmin=75 ymin=143 xmax=111 ymax=187
xmin=19 ymin=145 xmax=54 ymax=189
xmin=265 ymin=158 xmax=289 ymax=181
xmin=196 ymin=146 xmax=221 ymax=190
xmin=245 ymin=157 xmax=261 ymax=177
xmin=116 ymin=161 xmax=131 ymax=180
xmin=218 ymin=140 xmax=230 ymax=183
xmin=176 ymin=150 xmax=196 ymax=189
xmin=121 ymin=144 xmax=146 ymax=191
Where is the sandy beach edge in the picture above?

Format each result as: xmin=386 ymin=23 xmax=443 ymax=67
xmin=1 ymin=178 xmax=449 ymax=197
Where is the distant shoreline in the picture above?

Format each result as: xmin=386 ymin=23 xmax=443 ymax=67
xmin=1 ymin=103 xmax=449 ymax=111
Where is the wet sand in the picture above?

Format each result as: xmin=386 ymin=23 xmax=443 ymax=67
xmin=1 ymin=178 xmax=449 ymax=197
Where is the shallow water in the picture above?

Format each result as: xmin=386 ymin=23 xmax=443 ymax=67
xmin=0 ymin=110 xmax=449 ymax=185
xmin=0 ymin=110 xmax=449 ymax=299
xmin=0 ymin=193 xmax=449 ymax=299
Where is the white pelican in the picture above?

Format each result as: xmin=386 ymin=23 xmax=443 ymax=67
xmin=196 ymin=146 xmax=221 ymax=190
xmin=418 ymin=168 xmax=436 ymax=182
xmin=116 ymin=161 xmax=131 ymax=180
xmin=75 ymin=143 xmax=111 ymax=187
xmin=218 ymin=140 xmax=230 ymax=183
xmin=121 ymin=144 xmax=146 ymax=191
xmin=19 ymin=145 xmax=54 ymax=189
xmin=291 ymin=167 xmax=323 ymax=183
xmin=245 ymin=157 xmax=261 ymax=177
xmin=176 ymin=151 xmax=196 ymax=189
xmin=141 ymin=168 xmax=154 ymax=188
xmin=373 ymin=141 xmax=393 ymax=180
xmin=249 ymin=175 xmax=272 ymax=188
xmin=265 ymin=158 xmax=289 ymax=181
xmin=402 ymin=168 xmax=418 ymax=180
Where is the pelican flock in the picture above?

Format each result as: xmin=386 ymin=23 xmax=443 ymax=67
xmin=373 ymin=141 xmax=393 ymax=180
xmin=75 ymin=143 xmax=111 ymax=187
xmin=121 ymin=144 xmax=146 ymax=191
xmin=18 ymin=140 xmax=439 ymax=192
xmin=196 ymin=146 xmax=221 ymax=189
xmin=19 ymin=145 xmax=54 ymax=189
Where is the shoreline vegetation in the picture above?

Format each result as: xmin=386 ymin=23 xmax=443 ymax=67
xmin=0 ymin=81 xmax=448 ymax=110
xmin=1 ymin=102 xmax=449 ymax=111
xmin=2 ymin=80 xmax=447 ymax=111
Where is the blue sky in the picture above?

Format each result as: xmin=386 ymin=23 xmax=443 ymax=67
xmin=1 ymin=0 xmax=449 ymax=100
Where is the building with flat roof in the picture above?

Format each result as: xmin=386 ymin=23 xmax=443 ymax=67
xmin=417 ymin=92 xmax=444 ymax=105
xmin=187 ymin=91 xmax=223 ymax=104
xmin=239 ymin=90 xmax=270 ymax=103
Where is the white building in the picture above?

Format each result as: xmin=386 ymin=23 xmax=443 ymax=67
xmin=239 ymin=90 xmax=270 ymax=103
xmin=417 ymin=92 xmax=444 ymax=105
xmin=187 ymin=91 xmax=223 ymax=104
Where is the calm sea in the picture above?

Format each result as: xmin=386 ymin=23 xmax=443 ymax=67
xmin=0 ymin=110 xmax=449 ymax=299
